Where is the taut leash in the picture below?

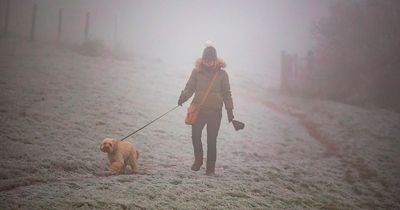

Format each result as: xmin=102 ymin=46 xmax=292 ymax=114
xmin=120 ymin=105 xmax=180 ymax=141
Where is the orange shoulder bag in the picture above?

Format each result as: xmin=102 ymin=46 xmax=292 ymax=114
xmin=185 ymin=71 xmax=219 ymax=125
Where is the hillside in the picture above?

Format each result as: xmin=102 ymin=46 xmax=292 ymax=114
xmin=1 ymin=39 xmax=399 ymax=209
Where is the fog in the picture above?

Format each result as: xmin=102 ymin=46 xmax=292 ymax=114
xmin=2 ymin=1 xmax=400 ymax=209
xmin=2 ymin=0 xmax=329 ymax=78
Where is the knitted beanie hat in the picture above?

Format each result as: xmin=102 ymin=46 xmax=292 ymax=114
xmin=202 ymin=46 xmax=217 ymax=61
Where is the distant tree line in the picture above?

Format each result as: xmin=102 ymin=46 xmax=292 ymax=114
xmin=312 ymin=0 xmax=400 ymax=112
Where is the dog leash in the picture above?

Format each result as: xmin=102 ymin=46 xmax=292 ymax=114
xmin=120 ymin=105 xmax=180 ymax=141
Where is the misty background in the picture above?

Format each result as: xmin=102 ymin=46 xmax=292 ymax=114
xmin=2 ymin=0 xmax=400 ymax=111
xmin=0 ymin=0 xmax=328 ymax=84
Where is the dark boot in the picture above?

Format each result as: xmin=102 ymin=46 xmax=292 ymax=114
xmin=205 ymin=161 xmax=215 ymax=176
xmin=191 ymin=153 xmax=203 ymax=171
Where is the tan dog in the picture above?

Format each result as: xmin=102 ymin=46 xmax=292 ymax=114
xmin=100 ymin=138 xmax=139 ymax=175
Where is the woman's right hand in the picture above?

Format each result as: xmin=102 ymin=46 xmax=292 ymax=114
xmin=178 ymin=95 xmax=184 ymax=106
xmin=227 ymin=109 xmax=234 ymax=122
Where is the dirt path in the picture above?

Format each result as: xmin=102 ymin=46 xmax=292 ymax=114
xmin=262 ymin=100 xmax=337 ymax=157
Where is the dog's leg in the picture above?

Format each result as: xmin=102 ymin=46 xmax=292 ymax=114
xmin=130 ymin=159 xmax=139 ymax=174
xmin=121 ymin=162 xmax=128 ymax=174
xmin=109 ymin=161 xmax=124 ymax=175
xmin=129 ymin=152 xmax=139 ymax=174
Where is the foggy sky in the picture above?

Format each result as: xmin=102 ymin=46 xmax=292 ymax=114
xmin=1 ymin=0 xmax=329 ymax=78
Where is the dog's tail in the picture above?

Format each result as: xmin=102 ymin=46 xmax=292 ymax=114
xmin=136 ymin=151 xmax=140 ymax=160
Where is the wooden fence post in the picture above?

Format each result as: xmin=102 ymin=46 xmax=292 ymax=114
xmin=4 ymin=0 xmax=11 ymax=35
xmin=84 ymin=12 xmax=90 ymax=42
xmin=57 ymin=8 xmax=62 ymax=42
xmin=281 ymin=51 xmax=287 ymax=92
xmin=307 ymin=50 xmax=314 ymax=72
xmin=113 ymin=15 xmax=117 ymax=49
xmin=286 ymin=54 xmax=293 ymax=92
xmin=293 ymin=53 xmax=298 ymax=79
xmin=30 ymin=3 xmax=37 ymax=42
xmin=307 ymin=50 xmax=317 ymax=95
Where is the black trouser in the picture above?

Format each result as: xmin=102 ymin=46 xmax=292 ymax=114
xmin=191 ymin=109 xmax=222 ymax=162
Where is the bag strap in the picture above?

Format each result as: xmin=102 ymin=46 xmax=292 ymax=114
xmin=199 ymin=71 xmax=219 ymax=107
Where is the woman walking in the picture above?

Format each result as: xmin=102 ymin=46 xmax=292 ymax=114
xmin=178 ymin=43 xmax=234 ymax=175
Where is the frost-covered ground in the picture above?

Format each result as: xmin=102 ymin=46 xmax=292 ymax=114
xmin=1 ymin=38 xmax=400 ymax=209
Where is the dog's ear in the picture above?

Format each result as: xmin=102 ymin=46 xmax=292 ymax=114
xmin=100 ymin=142 xmax=106 ymax=152
xmin=110 ymin=139 xmax=118 ymax=147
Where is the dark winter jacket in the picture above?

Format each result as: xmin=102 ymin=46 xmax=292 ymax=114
xmin=180 ymin=58 xmax=234 ymax=111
